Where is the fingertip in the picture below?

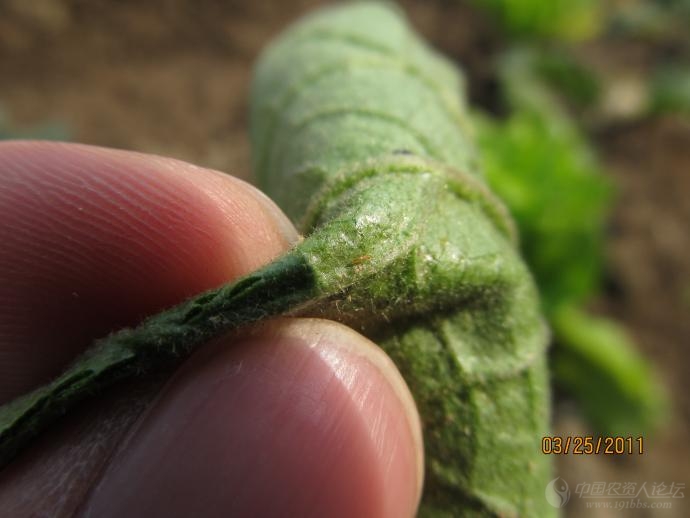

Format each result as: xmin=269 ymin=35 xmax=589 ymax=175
xmin=83 ymin=318 xmax=423 ymax=518
xmin=0 ymin=141 xmax=299 ymax=402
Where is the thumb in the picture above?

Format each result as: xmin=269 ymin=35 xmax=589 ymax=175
xmin=82 ymin=318 xmax=424 ymax=518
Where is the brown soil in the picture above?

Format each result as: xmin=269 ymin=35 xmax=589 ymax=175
xmin=1 ymin=1 xmax=688 ymax=516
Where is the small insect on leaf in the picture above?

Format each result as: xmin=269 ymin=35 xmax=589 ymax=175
xmin=350 ymin=254 xmax=371 ymax=266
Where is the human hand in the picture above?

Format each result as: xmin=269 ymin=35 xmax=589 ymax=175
xmin=0 ymin=142 xmax=423 ymax=518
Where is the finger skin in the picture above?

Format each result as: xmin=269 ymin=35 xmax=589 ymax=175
xmin=0 ymin=320 xmax=423 ymax=518
xmin=82 ymin=319 xmax=423 ymax=518
xmin=0 ymin=376 xmax=167 ymax=517
xmin=0 ymin=141 xmax=297 ymax=402
xmin=0 ymin=142 xmax=423 ymax=518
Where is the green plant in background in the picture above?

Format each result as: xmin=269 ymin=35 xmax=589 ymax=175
xmin=0 ymin=3 xmax=554 ymax=516
xmin=476 ymin=109 xmax=608 ymax=308
xmin=474 ymin=49 xmax=668 ymax=435
xmin=612 ymin=0 xmax=690 ymax=119
xmin=531 ymin=49 xmax=601 ymax=109
xmin=0 ymin=107 xmax=69 ymax=141
xmin=650 ymin=65 xmax=690 ymax=116
xmin=609 ymin=0 xmax=690 ymax=41
xmin=475 ymin=50 xmax=610 ymax=311
xmin=471 ymin=0 xmax=603 ymax=41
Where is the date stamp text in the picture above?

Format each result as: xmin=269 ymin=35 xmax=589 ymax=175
xmin=542 ymin=436 xmax=644 ymax=455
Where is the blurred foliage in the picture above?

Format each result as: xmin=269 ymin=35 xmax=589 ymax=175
xmin=0 ymin=107 xmax=69 ymax=141
xmin=496 ymin=48 xmax=602 ymax=117
xmin=477 ymin=50 xmax=609 ymax=311
xmin=552 ymin=306 xmax=669 ymax=434
xmin=474 ymin=49 xmax=668 ymax=434
xmin=475 ymin=108 xmax=610 ymax=310
xmin=650 ymin=65 xmax=690 ymax=115
xmin=609 ymin=0 xmax=690 ymax=41
xmin=605 ymin=0 xmax=690 ymax=119
xmin=471 ymin=0 xmax=604 ymax=41
xmin=470 ymin=0 xmax=690 ymax=120
xmin=532 ymin=49 xmax=601 ymax=109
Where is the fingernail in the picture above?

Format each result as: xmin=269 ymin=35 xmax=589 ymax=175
xmin=83 ymin=318 xmax=423 ymax=518
xmin=245 ymin=182 xmax=301 ymax=246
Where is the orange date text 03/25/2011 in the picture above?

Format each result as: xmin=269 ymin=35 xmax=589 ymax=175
xmin=541 ymin=436 xmax=644 ymax=455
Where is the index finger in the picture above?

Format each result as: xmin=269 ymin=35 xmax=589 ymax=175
xmin=0 ymin=141 xmax=299 ymax=403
